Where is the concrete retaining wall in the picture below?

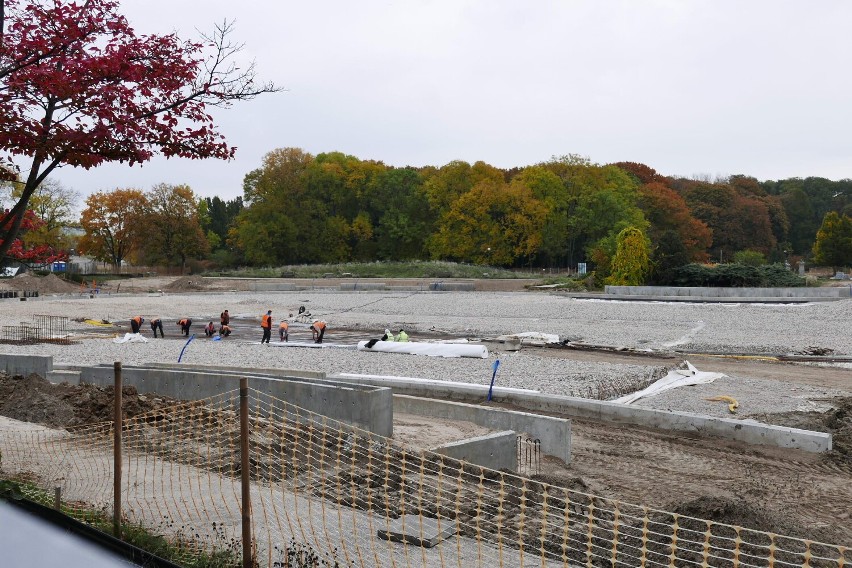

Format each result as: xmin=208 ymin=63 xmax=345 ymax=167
xmin=394 ymin=395 xmax=571 ymax=463
xmin=0 ymin=353 xmax=53 ymax=378
xmin=429 ymin=282 xmax=475 ymax=291
xmin=605 ymin=285 xmax=851 ymax=298
xmin=492 ymin=391 xmax=831 ymax=453
xmin=148 ymin=363 xmax=327 ymax=381
xmin=338 ymin=282 xmax=388 ymax=291
xmin=431 ymin=430 xmax=517 ymax=472
xmin=343 ymin=374 xmax=829 ymax=453
xmin=79 ymin=365 xmax=393 ymax=437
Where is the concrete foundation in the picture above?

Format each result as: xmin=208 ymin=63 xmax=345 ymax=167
xmin=0 ymin=354 xmax=53 ymax=378
xmin=78 ymin=364 xmax=393 ymax=437
xmin=394 ymin=395 xmax=571 ymax=463
xmin=431 ymin=430 xmax=517 ymax=471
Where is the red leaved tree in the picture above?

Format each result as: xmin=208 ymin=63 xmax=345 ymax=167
xmin=1 ymin=208 xmax=67 ymax=266
xmin=0 ymin=0 xmax=278 ymax=263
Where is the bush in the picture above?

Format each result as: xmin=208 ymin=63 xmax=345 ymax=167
xmin=671 ymin=263 xmax=805 ymax=287
xmin=733 ymin=250 xmax=766 ymax=267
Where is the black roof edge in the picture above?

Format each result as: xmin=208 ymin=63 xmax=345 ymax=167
xmin=1 ymin=489 xmax=182 ymax=568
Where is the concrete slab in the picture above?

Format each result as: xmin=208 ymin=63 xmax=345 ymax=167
xmin=377 ymin=515 xmax=456 ymax=548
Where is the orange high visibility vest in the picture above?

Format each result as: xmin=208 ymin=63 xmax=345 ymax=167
xmin=261 ymin=314 xmax=271 ymax=328
xmin=312 ymin=321 xmax=326 ymax=331
xmin=279 ymin=322 xmax=288 ymax=330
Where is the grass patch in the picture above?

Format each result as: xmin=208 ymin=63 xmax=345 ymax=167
xmin=207 ymin=261 xmax=540 ymax=280
xmin=0 ymin=477 xmax=239 ymax=567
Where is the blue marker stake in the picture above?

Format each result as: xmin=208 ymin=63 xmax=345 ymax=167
xmin=487 ymin=359 xmax=501 ymax=402
xmin=178 ymin=333 xmax=196 ymax=362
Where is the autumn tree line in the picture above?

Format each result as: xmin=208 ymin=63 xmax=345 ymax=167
xmin=18 ymin=147 xmax=839 ymax=284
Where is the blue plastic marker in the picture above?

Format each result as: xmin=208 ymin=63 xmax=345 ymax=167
xmin=487 ymin=359 xmax=501 ymax=401
xmin=178 ymin=333 xmax=196 ymax=362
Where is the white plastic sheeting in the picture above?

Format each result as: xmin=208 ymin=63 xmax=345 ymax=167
xmin=113 ymin=333 xmax=148 ymax=344
xmin=357 ymin=341 xmax=488 ymax=358
xmin=496 ymin=332 xmax=561 ymax=344
xmin=613 ymin=360 xmax=725 ymax=404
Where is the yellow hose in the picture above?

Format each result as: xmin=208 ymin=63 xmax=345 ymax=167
xmin=706 ymin=395 xmax=739 ymax=413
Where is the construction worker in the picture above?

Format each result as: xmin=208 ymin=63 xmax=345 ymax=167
xmin=130 ymin=315 xmax=144 ymax=334
xmin=260 ymin=310 xmax=272 ymax=344
xmin=219 ymin=324 xmax=232 ymax=337
xmin=310 ymin=320 xmax=326 ymax=344
xmin=150 ymin=318 xmax=164 ymax=338
xmin=396 ymin=328 xmax=409 ymax=342
xmin=279 ymin=320 xmax=289 ymax=342
xmin=383 ymin=328 xmax=395 ymax=342
xmin=178 ymin=318 xmax=192 ymax=337
xmin=204 ymin=321 xmax=216 ymax=337
xmin=220 ymin=309 xmax=230 ymax=326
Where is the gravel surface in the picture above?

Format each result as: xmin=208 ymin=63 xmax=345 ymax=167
xmin=2 ymin=291 xmax=850 ymax=418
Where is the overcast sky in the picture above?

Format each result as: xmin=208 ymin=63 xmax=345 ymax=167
xmin=49 ymin=0 xmax=852 ymax=202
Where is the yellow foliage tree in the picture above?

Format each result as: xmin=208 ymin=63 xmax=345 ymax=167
xmin=607 ymin=226 xmax=651 ymax=285
xmin=429 ymin=178 xmax=548 ymax=266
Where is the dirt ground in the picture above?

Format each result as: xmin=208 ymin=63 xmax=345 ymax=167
xmin=514 ymin=347 xmax=852 ymax=545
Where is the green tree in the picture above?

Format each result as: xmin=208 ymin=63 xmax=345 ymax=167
xmin=231 ymin=148 xmax=312 ymax=264
xmin=145 ymin=184 xmax=209 ymax=272
xmin=812 ymin=212 xmax=852 ymax=270
xmin=607 ymin=226 xmax=651 ymax=285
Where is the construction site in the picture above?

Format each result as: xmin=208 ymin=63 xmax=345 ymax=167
xmin=0 ymin=274 xmax=850 ymax=567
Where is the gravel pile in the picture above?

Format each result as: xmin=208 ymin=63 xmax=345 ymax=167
xmin=1 ymin=291 xmax=850 ymax=418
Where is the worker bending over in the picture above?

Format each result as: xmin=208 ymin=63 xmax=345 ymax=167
xmin=150 ymin=318 xmax=164 ymax=338
xmin=279 ymin=320 xmax=289 ymax=342
xmin=310 ymin=321 xmax=326 ymax=344
xmin=178 ymin=318 xmax=192 ymax=337
xmin=130 ymin=316 xmax=144 ymax=334
xmin=204 ymin=321 xmax=216 ymax=337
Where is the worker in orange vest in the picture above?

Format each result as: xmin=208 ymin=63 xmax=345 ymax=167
xmin=260 ymin=310 xmax=272 ymax=344
xmin=130 ymin=315 xmax=144 ymax=334
xmin=310 ymin=320 xmax=326 ymax=344
xmin=177 ymin=318 xmax=192 ymax=337
xmin=279 ymin=320 xmax=289 ymax=342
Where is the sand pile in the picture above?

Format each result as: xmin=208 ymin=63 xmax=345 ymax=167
xmin=164 ymin=277 xmax=206 ymax=291
xmin=9 ymin=272 xmax=79 ymax=294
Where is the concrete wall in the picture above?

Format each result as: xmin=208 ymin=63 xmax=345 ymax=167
xmin=148 ymin=362 xmax=327 ymax=381
xmin=79 ymin=365 xmax=393 ymax=437
xmin=493 ymin=391 xmax=831 ymax=453
xmin=345 ymin=373 xmax=829 ymax=453
xmin=605 ymin=285 xmax=851 ymax=298
xmin=394 ymin=395 xmax=571 ymax=463
xmin=338 ymin=282 xmax=388 ymax=291
xmin=0 ymin=353 xmax=53 ymax=378
xmin=429 ymin=282 xmax=475 ymax=291
xmin=431 ymin=430 xmax=517 ymax=472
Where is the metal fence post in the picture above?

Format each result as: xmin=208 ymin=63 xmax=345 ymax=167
xmin=113 ymin=361 xmax=122 ymax=539
xmin=240 ymin=377 xmax=252 ymax=568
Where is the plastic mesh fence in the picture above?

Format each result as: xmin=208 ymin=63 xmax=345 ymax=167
xmin=0 ymin=387 xmax=847 ymax=567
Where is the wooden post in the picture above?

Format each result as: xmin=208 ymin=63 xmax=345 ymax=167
xmin=240 ymin=377 xmax=252 ymax=568
xmin=53 ymin=487 xmax=61 ymax=511
xmin=113 ymin=361 xmax=122 ymax=539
